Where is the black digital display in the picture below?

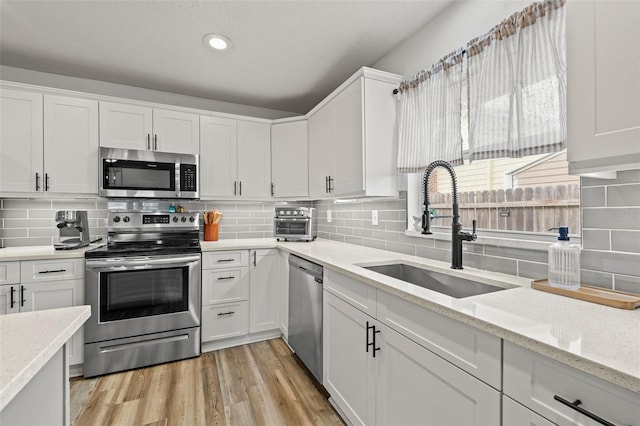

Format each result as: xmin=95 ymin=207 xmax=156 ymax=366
xmin=142 ymin=215 xmax=170 ymax=224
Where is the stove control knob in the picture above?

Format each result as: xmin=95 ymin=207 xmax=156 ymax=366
xmin=113 ymin=216 xmax=121 ymax=223
xmin=286 ymin=210 xmax=291 ymax=215
xmin=172 ymin=216 xmax=179 ymax=222
xmin=123 ymin=216 xmax=130 ymax=223
xmin=189 ymin=216 xmax=195 ymax=222
xmin=181 ymin=216 xmax=187 ymax=222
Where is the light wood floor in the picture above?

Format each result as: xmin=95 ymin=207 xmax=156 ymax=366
xmin=71 ymin=338 xmax=344 ymax=426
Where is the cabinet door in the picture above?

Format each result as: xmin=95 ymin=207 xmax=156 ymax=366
xmin=200 ymin=116 xmax=237 ymax=198
xmin=323 ymin=291 xmax=375 ymax=426
xmin=237 ymin=120 xmax=271 ymax=198
xmin=99 ymin=102 xmax=152 ymax=150
xmin=333 ymin=79 xmax=365 ymax=196
xmin=376 ymin=322 xmax=501 ymax=426
xmin=21 ymin=280 xmax=84 ymax=365
xmin=278 ymin=251 xmax=289 ymax=340
xmin=0 ymin=285 xmax=20 ymax=315
xmin=503 ymin=396 xmax=555 ymax=426
xmin=249 ymin=249 xmax=279 ymax=333
xmin=44 ymin=95 xmax=99 ymax=194
xmin=567 ymin=0 xmax=640 ymax=174
xmin=271 ymin=120 xmax=309 ymax=197
xmin=201 ymin=301 xmax=249 ymax=342
xmin=307 ymin=104 xmax=334 ymax=198
xmin=0 ymin=88 xmax=43 ymax=193
xmin=152 ymin=108 xmax=199 ymax=155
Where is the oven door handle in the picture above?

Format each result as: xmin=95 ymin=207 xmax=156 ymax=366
xmin=86 ymin=254 xmax=201 ymax=269
xmin=274 ymin=217 xmax=311 ymax=222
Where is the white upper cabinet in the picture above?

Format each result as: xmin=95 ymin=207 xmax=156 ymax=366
xmin=307 ymin=68 xmax=401 ymax=198
xmin=567 ymin=0 xmax=640 ymax=175
xmin=200 ymin=116 xmax=238 ymax=198
xmin=99 ymin=102 xmax=199 ymax=155
xmin=152 ymin=108 xmax=199 ymax=154
xmin=44 ymin=95 xmax=98 ymax=194
xmin=271 ymin=119 xmax=309 ymax=198
xmin=200 ymin=116 xmax=271 ymax=199
xmin=0 ymin=88 xmax=43 ymax=193
xmin=0 ymin=87 xmax=98 ymax=195
xmin=237 ymin=120 xmax=271 ymax=198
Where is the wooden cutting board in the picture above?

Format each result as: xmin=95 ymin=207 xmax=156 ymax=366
xmin=532 ymin=279 xmax=640 ymax=310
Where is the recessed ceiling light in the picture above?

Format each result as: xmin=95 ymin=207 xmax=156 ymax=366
xmin=203 ymin=33 xmax=231 ymax=51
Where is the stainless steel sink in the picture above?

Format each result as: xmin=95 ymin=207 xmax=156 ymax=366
xmin=362 ymin=263 xmax=507 ymax=298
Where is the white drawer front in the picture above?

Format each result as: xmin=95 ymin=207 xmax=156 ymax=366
xmin=503 ymin=395 xmax=555 ymax=426
xmin=377 ymin=290 xmax=501 ymax=389
xmin=20 ymin=258 xmax=84 ymax=282
xmin=325 ymin=269 xmax=376 ymax=317
xmin=202 ymin=267 xmax=249 ymax=305
xmin=0 ymin=262 xmax=20 ymax=285
xmin=202 ymin=250 xmax=248 ymax=269
xmin=504 ymin=342 xmax=640 ymax=426
xmin=201 ymin=302 xmax=249 ymax=342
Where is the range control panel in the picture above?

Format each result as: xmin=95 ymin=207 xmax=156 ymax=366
xmin=109 ymin=211 xmax=199 ymax=230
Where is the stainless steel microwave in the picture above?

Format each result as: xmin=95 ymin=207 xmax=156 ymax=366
xmin=99 ymin=147 xmax=199 ymax=199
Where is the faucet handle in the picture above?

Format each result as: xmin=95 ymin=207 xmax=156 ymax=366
xmin=470 ymin=219 xmax=477 ymax=241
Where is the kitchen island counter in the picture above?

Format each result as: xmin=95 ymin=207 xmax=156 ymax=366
xmin=0 ymin=305 xmax=90 ymax=412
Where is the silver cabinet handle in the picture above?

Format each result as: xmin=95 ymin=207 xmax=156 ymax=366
xmin=147 ymin=133 xmax=151 ymax=150
xmin=217 ymin=311 xmax=235 ymax=316
xmin=216 ymin=259 xmax=235 ymax=263
xmin=216 ymin=276 xmax=236 ymax=281
xmin=154 ymin=134 xmax=158 ymax=150
xmin=239 ymin=181 xmax=242 ymax=196
xmin=45 ymin=173 xmax=50 ymax=191
xmin=20 ymin=285 xmax=25 ymax=307
xmin=10 ymin=286 xmax=15 ymax=309
xmin=271 ymin=182 xmax=275 ymax=197
xmin=234 ymin=181 xmax=237 ymax=196
xmin=38 ymin=269 xmax=66 ymax=274
xmin=35 ymin=172 xmax=40 ymax=191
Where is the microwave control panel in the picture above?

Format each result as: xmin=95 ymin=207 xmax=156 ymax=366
xmin=180 ymin=164 xmax=197 ymax=192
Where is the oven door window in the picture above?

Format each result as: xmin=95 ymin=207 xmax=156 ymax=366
xmin=104 ymin=159 xmax=175 ymax=191
xmin=276 ymin=220 xmax=308 ymax=236
xmin=99 ymin=267 xmax=188 ymax=322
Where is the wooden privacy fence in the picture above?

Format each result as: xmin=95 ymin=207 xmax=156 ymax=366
xmin=429 ymin=184 xmax=580 ymax=233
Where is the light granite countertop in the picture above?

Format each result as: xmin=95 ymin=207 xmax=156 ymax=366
xmin=0 ymin=305 xmax=91 ymax=411
xmin=2 ymin=238 xmax=639 ymax=393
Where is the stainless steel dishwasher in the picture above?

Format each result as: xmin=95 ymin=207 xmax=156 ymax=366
xmin=288 ymin=254 xmax=323 ymax=383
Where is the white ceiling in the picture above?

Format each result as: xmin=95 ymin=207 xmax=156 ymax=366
xmin=0 ymin=0 xmax=452 ymax=114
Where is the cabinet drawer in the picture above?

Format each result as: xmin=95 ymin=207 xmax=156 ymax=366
xmin=202 ymin=251 xmax=248 ymax=269
xmin=325 ymin=269 xmax=376 ymax=317
xmin=0 ymin=262 xmax=20 ymax=285
xmin=20 ymin=258 xmax=84 ymax=282
xmin=201 ymin=302 xmax=249 ymax=342
xmin=503 ymin=396 xmax=554 ymax=426
xmin=504 ymin=342 xmax=640 ymax=426
xmin=377 ymin=290 xmax=501 ymax=389
xmin=202 ymin=267 xmax=249 ymax=304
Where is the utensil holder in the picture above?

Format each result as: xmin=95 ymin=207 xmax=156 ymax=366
xmin=204 ymin=223 xmax=219 ymax=241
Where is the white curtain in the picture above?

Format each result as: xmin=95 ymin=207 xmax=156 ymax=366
xmin=467 ymin=0 xmax=566 ymax=161
xmin=396 ymin=50 xmax=465 ymax=173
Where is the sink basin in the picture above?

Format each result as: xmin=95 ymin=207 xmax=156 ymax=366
xmin=362 ymin=263 xmax=507 ymax=298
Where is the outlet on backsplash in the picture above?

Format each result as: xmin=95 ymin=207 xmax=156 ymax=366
xmin=327 ymin=210 xmax=332 ymax=223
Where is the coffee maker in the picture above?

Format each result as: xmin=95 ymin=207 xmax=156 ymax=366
xmin=54 ymin=210 xmax=91 ymax=250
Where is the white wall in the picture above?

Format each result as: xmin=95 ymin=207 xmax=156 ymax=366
xmin=0 ymin=65 xmax=297 ymax=119
xmin=373 ymin=0 xmax=530 ymax=78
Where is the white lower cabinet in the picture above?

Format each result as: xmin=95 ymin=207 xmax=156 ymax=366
xmin=278 ymin=251 xmax=289 ymax=340
xmin=504 ymin=342 xmax=640 ymax=426
xmin=201 ymin=251 xmax=250 ymax=343
xmin=324 ymin=290 xmax=500 ymax=426
xmin=0 ymin=259 xmax=84 ymax=366
xmin=503 ymin=396 xmax=555 ymax=426
xmin=249 ymin=249 xmax=279 ymax=334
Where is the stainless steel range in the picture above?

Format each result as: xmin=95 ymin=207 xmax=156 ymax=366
xmin=83 ymin=211 xmax=201 ymax=377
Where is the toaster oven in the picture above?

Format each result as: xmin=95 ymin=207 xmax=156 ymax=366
xmin=274 ymin=207 xmax=317 ymax=241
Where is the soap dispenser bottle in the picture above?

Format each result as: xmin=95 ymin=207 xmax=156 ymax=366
xmin=548 ymin=226 xmax=581 ymax=290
